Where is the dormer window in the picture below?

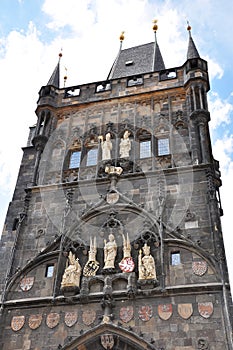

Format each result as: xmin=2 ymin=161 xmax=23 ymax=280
xmin=125 ymin=60 xmax=134 ymax=66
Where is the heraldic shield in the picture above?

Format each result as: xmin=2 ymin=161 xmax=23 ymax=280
xmin=158 ymin=304 xmax=173 ymax=320
xmin=101 ymin=334 xmax=114 ymax=349
xmin=119 ymin=305 xmax=134 ymax=323
xmin=11 ymin=315 xmax=25 ymax=331
xmin=198 ymin=302 xmax=213 ymax=319
xmin=65 ymin=311 xmax=78 ymax=327
xmin=178 ymin=304 xmax=193 ymax=319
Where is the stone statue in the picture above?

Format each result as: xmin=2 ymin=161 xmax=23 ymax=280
xmin=99 ymin=133 xmax=112 ymax=160
xmin=138 ymin=243 xmax=156 ymax=280
xmin=103 ymin=233 xmax=117 ymax=269
xmin=61 ymin=251 xmax=82 ymax=288
xmin=83 ymin=237 xmax=100 ymax=277
xmin=119 ymin=130 xmax=131 ymax=158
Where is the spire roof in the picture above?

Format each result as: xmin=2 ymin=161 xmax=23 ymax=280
xmin=47 ymin=53 xmax=62 ymax=88
xmin=187 ymin=25 xmax=200 ymax=60
xmin=153 ymin=33 xmax=165 ymax=71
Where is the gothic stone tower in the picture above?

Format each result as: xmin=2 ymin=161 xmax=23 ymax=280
xmin=0 ymin=25 xmax=232 ymax=350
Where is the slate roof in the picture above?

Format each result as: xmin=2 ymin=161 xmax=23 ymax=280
xmin=108 ymin=41 xmax=165 ymax=80
xmin=187 ymin=34 xmax=200 ymax=60
xmin=47 ymin=61 xmax=60 ymax=88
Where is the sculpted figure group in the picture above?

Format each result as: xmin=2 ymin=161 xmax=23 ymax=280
xmin=61 ymin=234 xmax=157 ymax=289
xmin=98 ymin=130 xmax=131 ymax=161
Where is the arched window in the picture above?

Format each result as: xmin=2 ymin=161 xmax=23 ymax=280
xmin=69 ymin=150 xmax=81 ymax=169
xmin=137 ymin=129 xmax=152 ymax=159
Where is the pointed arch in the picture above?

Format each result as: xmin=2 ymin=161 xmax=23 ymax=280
xmin=60 ymin=322 xmax=156 ymax=350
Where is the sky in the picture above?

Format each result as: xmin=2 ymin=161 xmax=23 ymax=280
xmin=0 ymin=0 xmax=232 ymax=289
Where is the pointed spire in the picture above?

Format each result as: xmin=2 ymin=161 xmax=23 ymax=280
xmin=152 ymin=20 xmax=165 ymax=71
xmin=186 ymin=22 xmax=200 ymax=60
xmin=107 ymin=31 xmax=125 ymax=80
xmin=47 ymin=52 xmax=62 ymax=88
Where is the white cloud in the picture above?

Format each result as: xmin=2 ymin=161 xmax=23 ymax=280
xmin=209 ymin=92 xmax=233 ymax=129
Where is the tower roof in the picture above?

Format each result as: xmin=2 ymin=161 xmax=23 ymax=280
xmin=108 ymin=40 xmax=165 ymax=80
xmin=187 ymin=27 xmax=200 ymax=60
xmin=47 ymin=53 xmax=62 ymax=88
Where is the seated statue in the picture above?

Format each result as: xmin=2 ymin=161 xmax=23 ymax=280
xmin=138 ymin=243 xmax=156 ymax=280
xmin=61 ymin=251 xmax=82 ymax=288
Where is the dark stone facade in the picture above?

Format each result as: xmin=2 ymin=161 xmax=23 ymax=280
xmin=0 ymin=35 xmax=232 ymax=350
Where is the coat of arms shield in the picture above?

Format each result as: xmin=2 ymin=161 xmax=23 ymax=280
xmin=158 ymin=304 xmax=173 ymax=320
xmin=46 ymin=312 xmax=60 ymax=329
xmin=119 ymin=305 xmax=134 ymax=323
xmin=100 ymin=334 xmax=114 ymax=349
xmin=198 ymin=302 xmax=213 ymax=319
xmin=178 ymin=304 xmax=193 ymax=319
xmin=11 ymin=315 xmax=25 ymax=331
xmin=28 ymin=314 xmax=42 ymax=330
xmin=64 ymin=311 xmax=78 ymax=327
xmin=138 ymin=305 xmax=153 ymax=322
xmin=20 ymin=276 xmax=34 ymax=292
xmin=192 ymin=261 xmax=208 ymax=276
xmin=82 ymin=309 xmax=96 ymax=325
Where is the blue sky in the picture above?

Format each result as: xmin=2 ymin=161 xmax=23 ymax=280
xmin=0 ymin=0 xmax=233 ymax=287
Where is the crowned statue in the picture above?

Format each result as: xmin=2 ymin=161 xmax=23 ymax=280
xmin=61 ymin=251 xmax=82 ymax=288
xmin=138 ymin=243 xmax=156 ymax=280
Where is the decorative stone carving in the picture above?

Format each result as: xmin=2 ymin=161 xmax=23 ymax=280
xmin=119 ymin=233 xmax=135 ymax=273
xmin=138 ymin=243 xmax=156 ymax=280
xmin=138 ymin=305 xmax=153 ymax=322
xmin=103 ymin=234 xmax=117 ymax=270
xmin=105 ymin=165 xmax=123 ymax=175
xmin=178 ymin=304 xmax=193 ymax=319
xmin=61 ymin=251 xmax=82 ymax=288
xmin=11 ymin=315 xmax=25 ymax=331
xmin=83 ymin=237 xmax=99 ymax=277
xmin=28 ymin=314 xmax=42 ymax=330
xmin=197 ymin=338 xmax=209 ymax=349
xmin=119 ymin=130 xmax=131 ymax=158
xmin=99 ymin=133 xmax=112 ymax=160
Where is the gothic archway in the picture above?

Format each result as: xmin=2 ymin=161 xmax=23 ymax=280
xmin=60 ymin=323 xmax=156 ymax=350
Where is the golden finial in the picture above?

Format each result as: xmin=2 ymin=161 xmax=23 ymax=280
xmin=152 ymin=19 xmax=158 ymax=32
xmin=119 ymin=31 xmax=125 ymax=42
xmin=187 ymin=20 xmax=191 ymax=31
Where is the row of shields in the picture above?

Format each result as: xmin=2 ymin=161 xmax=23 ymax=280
xmin=11 ymin=301 xmax=213 ymax=332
